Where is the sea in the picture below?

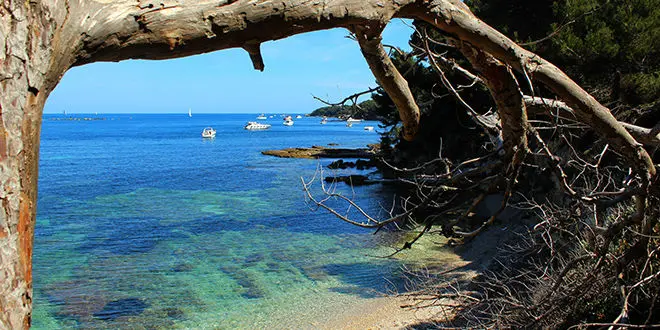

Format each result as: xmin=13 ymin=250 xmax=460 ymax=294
xmin=32 ymin=113 xmax=413 ymax=329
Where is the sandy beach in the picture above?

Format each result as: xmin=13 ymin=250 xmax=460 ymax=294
xmin=320 ymin=295 xmax=452 ymax=329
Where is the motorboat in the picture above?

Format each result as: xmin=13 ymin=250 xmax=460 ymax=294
xmin=320 ymin=116 xmax=328 ymax=124
xmin=244 ymin=121 xmax=271 ymax=130
xmin=346 ymin=117 xmax=362 ymax=123
xmin=283 ymin=116 xmax=294 ymax=126
xmin=256 ymin=114 xmax=267 ymax=120
xmin=364 ymin=126 xmax=374 ymax=131
xmin=295 ymin=115 xmax=302 ymax=119
xmin=202 ymin=127 xmax=216 ymax=138
xmin=346 ymin=121 xmax=353 ymax=128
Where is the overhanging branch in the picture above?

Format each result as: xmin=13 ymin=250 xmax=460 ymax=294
xmin=354 ymin=25 xmax=421 ymax=141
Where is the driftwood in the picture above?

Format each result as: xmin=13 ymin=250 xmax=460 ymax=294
xmin=1 ymin=0 xmax=656 ymax=327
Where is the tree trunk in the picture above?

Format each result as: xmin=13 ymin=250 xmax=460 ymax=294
xmin=1 ymin=0 xmax=654 ymax=327
xmin=1 ymin=1 xmax=69 ymax=328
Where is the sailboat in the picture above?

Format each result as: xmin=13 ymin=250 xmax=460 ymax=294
xmin=188 ymin=108 xmax=192 ymax=118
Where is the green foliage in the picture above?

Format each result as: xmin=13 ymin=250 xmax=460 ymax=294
xmin=308 ymin=99 xmax=380 ymax=120
xmin=551 ymin=0 xmax=660 ymax=90
xmin=371 ymin=52 xmax=438 ymax=125
xmin=371 ymin=48 xmax=490 ymax=165
xmin=465 ymin=0 xmax=557 ymax=46
xmin=620 ymin=71 xmax=660 ymax=105
xmin=308 ymin=105 xmax=344 ymax=117
xmin=468 ymin=0 xmax=660 ymax=108
xmin=313 ymin=0 xmax=660 ymax=166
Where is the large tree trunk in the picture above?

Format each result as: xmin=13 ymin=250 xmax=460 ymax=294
xmin=1 ymin=2 xmax=68 ymax=328
xmin=1 ymin=0 xmax=654 ymax=327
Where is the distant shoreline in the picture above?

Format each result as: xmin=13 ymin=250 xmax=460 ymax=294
xmin=48 ymin=117 xmax=106 ymax=121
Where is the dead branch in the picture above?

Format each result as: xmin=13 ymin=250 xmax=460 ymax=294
xmin=525 ymin=96 xmax=660 ymax=148
xmin=312 ymin=87 xmax=381 ymax=107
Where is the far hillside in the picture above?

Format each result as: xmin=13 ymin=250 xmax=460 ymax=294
xmin=308 ymin=99 xmax=379 ymax=120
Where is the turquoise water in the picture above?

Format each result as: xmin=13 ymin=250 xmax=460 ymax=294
xmin=33 ymin=114 xmax=407 ymax=328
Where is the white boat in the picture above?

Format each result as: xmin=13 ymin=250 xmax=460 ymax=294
xmin=256 ymin=114 xmax=267 ymax=120
xmin=346 ymin=117 xmax=362 ymax=123
xmin=188 ymin=108 xmax=192 ymax=118
xmin=283 ymin=116 xmax=294 ymax=126
xmin=346 ymin=122 xmax=353 ymax=127
xmin=320 ymin=116 xmax=328 ymax=124
xmin=364 ymin=126 xmax=374 ymax=131
xmin=296 ymin=115 xmax=302 ymax=119
xmin=244 ymin=121 xmax=271 ymax=130
xmin=202 ymin=127 xmax=216 ymax=138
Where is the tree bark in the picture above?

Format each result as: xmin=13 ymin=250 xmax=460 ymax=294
xmin=1 ymin=0 xmax=655 ymax=327
xmin=460 ymin=45 xmax=529 ymax=159
xmin=1 ymin=1 xmax=69 ymax=328
xmin=354 ymin=25 xmax=420 ymax=141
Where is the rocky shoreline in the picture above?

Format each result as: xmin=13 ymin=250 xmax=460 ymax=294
xmin=262 ymin=144 xmax=382 ymax=185
xmin=261 ymin=144 xmax=379 ymax=159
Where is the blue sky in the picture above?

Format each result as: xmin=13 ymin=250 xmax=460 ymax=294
xmin=45 ymin=20 xmax=414 ymax=114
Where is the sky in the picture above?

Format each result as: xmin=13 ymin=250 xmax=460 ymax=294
xmin=44 ymin=20 xmax=414 ymax=114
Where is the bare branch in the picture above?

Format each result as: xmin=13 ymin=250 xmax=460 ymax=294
xmin=525 ymin=96 xmax=660 ymax=148
xmin=312 ymin=87 xmax=381 ymax=107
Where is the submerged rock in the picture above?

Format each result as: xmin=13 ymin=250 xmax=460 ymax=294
xmin=233 ymin=271 xmax=267 ymax=299
xmin=93 ymin=298 xmax=148 ymax=321
xmin=327 ymin=159 xmax=352 ymax=169
xmin=171 ymin=263 xmax=195 ymax=273
xmin=327 ymin=159 xmax=376 ymax=170
xmin=163 ymin=307 xmax=186 ymax=320
xmin=324 ymin=174 xmax=376 ymax=186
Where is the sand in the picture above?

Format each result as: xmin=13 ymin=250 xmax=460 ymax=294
xmin=306 ymin=218 xmax=526 ymax=329
xmin=319 ymin=295 xmax=454 ymax=329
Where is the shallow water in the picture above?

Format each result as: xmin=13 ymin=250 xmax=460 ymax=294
xmin=34 ymin=114 xmax=411 ymax=328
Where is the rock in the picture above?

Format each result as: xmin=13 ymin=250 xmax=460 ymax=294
xmin=93 ymin=298 xmax=148 ymax=321
xmin=261 ymin=145 xmax=376 ymax=159
xmin=171 ymin=263 xmax=195 ymax=273
xmin=327 ymin=159 xmax=376 ymax=170
xmin=355 ymin=159 xmax=375 ymax=170
xmin=164 ymin=307 xmax=186 ymax=320
xmin=328 ymin=159 xmax=354 ymax=169
xmin=323 ymin=174 xmax=375 ymax=186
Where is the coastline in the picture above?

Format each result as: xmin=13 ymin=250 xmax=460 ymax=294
xmin=305 ymin=234 xmax=476 ymax=329
xmin=319 ymin=295 xmax=452 ymax=329
xmin=261 ymin=145 xmax=378 ymax=159
xmin=259 ymin=145 xmax=471 ymax=328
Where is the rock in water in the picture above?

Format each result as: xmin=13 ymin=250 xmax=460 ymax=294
xmin=93 ymin=298 xmax=148 ymax=321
